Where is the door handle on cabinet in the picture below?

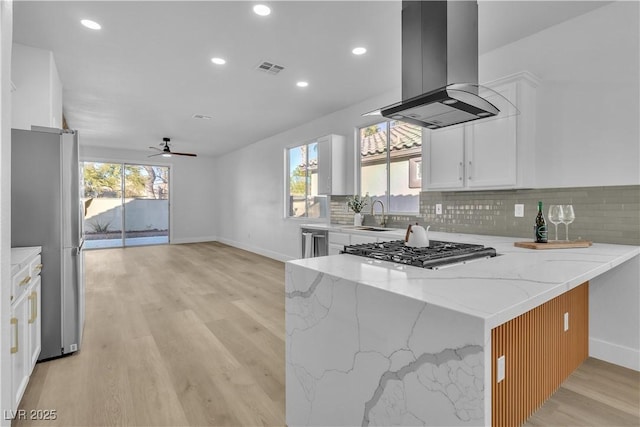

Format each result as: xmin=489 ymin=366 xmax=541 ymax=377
xmin=19 ymin=275 xmax=31 ymax=286
xmin=468 ymin=161 xmax=473 ymax=180
xmin=458 ymin=162 xmax=463 ymax=181
xmin=28 ymin=293 xmax=36 ymax=324
xmin=10 ymin=318 xmax=18 ymax=354
xmin=34 ymin=264 xmax=43 ymax=272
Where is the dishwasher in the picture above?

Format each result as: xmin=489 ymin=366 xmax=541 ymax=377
xmin=300 ymin=228 xmax=328 ymax=258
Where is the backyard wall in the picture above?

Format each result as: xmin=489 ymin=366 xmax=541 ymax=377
xmin=84 ymin=198 xmax=169 ymax=233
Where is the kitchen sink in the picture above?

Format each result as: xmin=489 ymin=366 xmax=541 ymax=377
xmin=351 ymin=226 xmax=394 ymax=232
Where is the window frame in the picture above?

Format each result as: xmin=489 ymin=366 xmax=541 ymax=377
xmin=284 ymin=139 xmax=327 ymax=221
xmin=356 ymin=119 xmax=423 ymax=215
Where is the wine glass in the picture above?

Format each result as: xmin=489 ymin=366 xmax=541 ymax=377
xmin=548 ymin=205 xmax=564 ymax=241
xmin=561 ymin=205 xmax=575 ymax=241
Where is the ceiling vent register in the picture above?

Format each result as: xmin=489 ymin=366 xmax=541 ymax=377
xmin=256 ymin=61 xmax=285 ymax=75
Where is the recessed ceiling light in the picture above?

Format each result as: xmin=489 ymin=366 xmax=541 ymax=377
xmin=211 ymin=57 xmax=226 ymax=65
xmin=352 ymin=47 xmax=367 ymax=55
xmin=296 ymin=81 xmax=309 ymax=88
xmin=442 ymin=99 xmax=457 ymax=105
xmin=478 ymin=112 xmax=491 ymax=117
xmin=253 ymin=4 xmax=271 ymax=16
xmin=80 ymin=19 xmax=101 ymax=30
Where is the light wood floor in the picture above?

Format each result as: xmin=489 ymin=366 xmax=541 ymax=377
xmin=13 ymin=242 xmax=640 ymax=426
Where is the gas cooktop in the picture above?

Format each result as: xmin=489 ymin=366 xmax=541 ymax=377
xmin=341 ymin=240 xmax=497 ymax=270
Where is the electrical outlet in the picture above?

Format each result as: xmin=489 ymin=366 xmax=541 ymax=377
xmin=564 ymin=312 xmax=569 ymax=331
xmin=497 ymin=355 xmax=506 ymax=382
xmin=70 ymin=343 xmax=78 ymax=352
xmin=514 ymin=204 xmax=524 ymax=217
xmin=436 ymin=204 xmax=442 ymax=215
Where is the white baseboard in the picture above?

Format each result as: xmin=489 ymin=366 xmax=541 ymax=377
xmin=216 ymin=237 xmax=295 ymax=263
xmin=171 ymin=236 xmax=217 ymax=245
xmin=589 ymin=337 xmax=640 ymax=371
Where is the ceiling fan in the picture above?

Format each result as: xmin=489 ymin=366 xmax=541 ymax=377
xmin=148 ymin=137 xmax=197 ymax=158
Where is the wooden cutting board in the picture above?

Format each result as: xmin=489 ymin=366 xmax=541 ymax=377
xmin=514 ymin=240 xmax=592 ymax=249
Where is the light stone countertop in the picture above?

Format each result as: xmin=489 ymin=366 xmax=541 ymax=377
xmin=292 ymin=225 xmax=639 ymax=328
xmin=11 ymin=246 xmax=42 ymax=276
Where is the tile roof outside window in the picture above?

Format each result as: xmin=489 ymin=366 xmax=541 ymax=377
xmin=361 ymin=122 xmax=422 ymax=158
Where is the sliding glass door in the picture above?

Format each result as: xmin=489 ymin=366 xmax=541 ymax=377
xmin=123 ymin=165 xmax=169 ymax=246
xmin=83 ymin=162 xmax=170 ymax=249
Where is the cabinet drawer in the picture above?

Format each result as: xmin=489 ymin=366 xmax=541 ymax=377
xmin=12 ymin=265 xmax=32 ymax=304
xmin=29 ymin=255 xmax=42 ymax=277
xmin=328 ymin=243 xmax=344 ymax=256
xmin=328 ymin=232 xmax=350 ymax=245
xmin=350 ymin=235 xmax=378 ymax=245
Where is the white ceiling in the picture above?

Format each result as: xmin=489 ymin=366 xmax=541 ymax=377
xmin=13 ymin=1 xmax=610 ymax=157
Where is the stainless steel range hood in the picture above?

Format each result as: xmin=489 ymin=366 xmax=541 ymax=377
xmin=380 ymin=1 xmax=499 ymax=129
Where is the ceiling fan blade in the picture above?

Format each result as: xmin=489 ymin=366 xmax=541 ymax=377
xmin=149 ymin=146 xmax=163 ymax=151
xmin=147 ymin=153 xmax=163 ymax=158
xmin=172 ymin=152 xmax=198 ymax=157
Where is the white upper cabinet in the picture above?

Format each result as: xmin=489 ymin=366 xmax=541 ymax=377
xmin=317 ymin=134 xmax=349 ymax=195
xmin=423 ymin=72 xmax=540 ymax=191
xmin=425 ymin=125 xmax=465 ymax=189
xmin=12 ymin=43 xmax=63 ymax=130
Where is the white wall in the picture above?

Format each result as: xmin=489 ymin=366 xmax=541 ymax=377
xmin=80 ymin=145 xmax=217 ymax=244
xmin=589 ymin=255 xmax=640 ymax=371
xmin=479 ymin=1 xmax=640 ymax=187
xmin=216 ymin=89 xmax=400 ymax=261
xmin=0 ymin=2 xmax=12 ymax=424
xmin=11 ymin=43 xmax=63 ymax=130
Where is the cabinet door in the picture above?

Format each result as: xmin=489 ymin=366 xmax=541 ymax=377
xmin=466 ymin=83 xmax=517 ymax=188
xmin=424 ymin=125 xmax=465 ymax=189
xmin=10 ymin=292 xmax=30 ymax=412
xmin=350 ymin=235 xmax=378 ymax=245
xmin=28 ymin=277 xmax=42 ymax=371
xmin=317 ymin=135 xmax=347 ymax=195
xmin=328 ymin=231 xmax=350 ymax=246
xmin=328 ymin=243 xmax=343 ymax=256
xmin=317 ymin=136 xmax=332 ymax=195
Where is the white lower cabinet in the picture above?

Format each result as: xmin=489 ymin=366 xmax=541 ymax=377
xmin=350 ymin=235 xmax=378 ymax=245
xmin=328 ymin=230 xmax=399 ymax=254
xmin=328 ymin=231 xmax=350 ymax=255
xmin=28 ymin=277 xmax=42 ymax=371
xmin=11 ymin=290 xmax=30 ymax=411
xmin=9 ymin=247 xmax=42 ymax=412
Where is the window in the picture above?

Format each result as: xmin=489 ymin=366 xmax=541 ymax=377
xmin=359 ymin=120 xmax=422 ymax=213
xmin=286 ymin=141 xmax=327 ymax=218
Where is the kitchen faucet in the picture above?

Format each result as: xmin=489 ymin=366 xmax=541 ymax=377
xmin=370 ymin=199 xmax=386 ymax=228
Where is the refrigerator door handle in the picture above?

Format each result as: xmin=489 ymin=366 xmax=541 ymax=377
xmin=74 ymin=239 xmax=85 ymax=256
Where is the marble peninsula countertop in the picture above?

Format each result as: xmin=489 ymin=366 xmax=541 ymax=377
xmin=292 ymin=225 xmax=639 ymax=328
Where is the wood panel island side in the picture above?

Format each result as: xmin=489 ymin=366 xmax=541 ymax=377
xmin=285 ymin=231 xmax=639 ymax=426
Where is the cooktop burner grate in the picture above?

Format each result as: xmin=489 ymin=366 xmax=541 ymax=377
xmin=341 ymin=240 xmax=497 ymax=269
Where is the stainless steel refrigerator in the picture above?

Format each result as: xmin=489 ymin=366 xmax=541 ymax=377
xmin=11 ymin=126 xmax=85 ymax=361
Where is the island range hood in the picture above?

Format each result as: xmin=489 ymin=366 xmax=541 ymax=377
xmin=380 ymin=1 xmax=499 ymax=129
